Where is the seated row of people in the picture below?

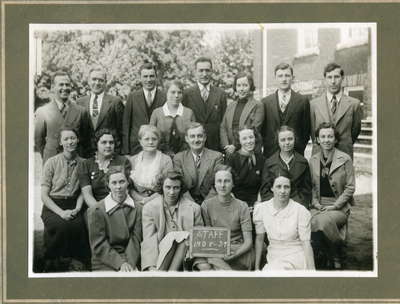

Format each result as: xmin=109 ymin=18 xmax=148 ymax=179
xmin=39 ymin=121 xmax=354 ymax=272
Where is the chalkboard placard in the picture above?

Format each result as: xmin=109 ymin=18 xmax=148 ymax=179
xmin=189 ymin=227 xmax=230 ymax=258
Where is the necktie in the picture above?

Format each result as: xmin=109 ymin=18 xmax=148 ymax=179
xmin=60 ymin=103 xmax=67 ymax=119
xmin=146 ymin=90 xmax=153 ymax=107
xmin=331 ymin=95 xmax=338 ymax=114
xmin=280 ymin=94 xmax=288 ymax=113
xmin=92 ymin=94 xmax=99 ymax=118
xmin=201 ymin=87 xmax=209 ymax=102
xmin=195 ymin=154 xmax=201 ymax=168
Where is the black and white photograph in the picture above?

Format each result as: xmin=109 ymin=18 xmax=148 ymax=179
xmin=29 ymin=22 xmax=376 ymax=278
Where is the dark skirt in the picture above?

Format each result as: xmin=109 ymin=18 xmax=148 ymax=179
xmin=41 ymin=197 xmax=90 ymax=263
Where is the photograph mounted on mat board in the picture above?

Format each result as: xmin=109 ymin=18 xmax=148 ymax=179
xmin=29 ymin=22 xmax=377 ymax=278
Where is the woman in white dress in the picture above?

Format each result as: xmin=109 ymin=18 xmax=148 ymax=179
xmin=253 ymin=174 xmax=315 ymax=271
xmin=129 ymin=125 xmax=173 ymax=206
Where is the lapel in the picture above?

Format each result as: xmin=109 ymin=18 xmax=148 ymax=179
xmin=197 ymin=148 xmax=211 ymax=187
xmin=283 ymin=90 xmax=297 ymax=123
xmin=239 ymin=97 xmax=256 ymax=127
xmin=153 ymin=89 xmax=166 ymax=109
xmin=204 ymin=86 xmax=218 ymax=120
xmin=225 ymin=101 xmax=236 ymax=140
xmin=316 ymin=95 xmax=332 ymax=124
xmin=125 ymin=205 xmax=137 ymax=231
xmin=191 ymin=86 xmax=207 ymax=121
xmin=64 ymin=101 xmax=78 ymax=122
xmin=329 ymin=149 xmax=347 ymax=175
xmin=96 ymin=94 xmax=111 ymax=130
xmin=184 ymin=150 xmax=197 ymax=184
xmin=155 ymin=196 xmax=166 ymax=241
xmin=270 ymin=91 xmax=281 ymax=125
xmin=137 ymin=90 xmax=150 ymax=121
xmin=334 ymin=95 xmax=351 ymax=124
xmin=49 ymin=100 xmax=63 ymax=121
xmin=289 ymin=152 xmax=304 ymax=179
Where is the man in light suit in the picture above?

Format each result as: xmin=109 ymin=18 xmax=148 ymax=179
xmin=310 ymin=63 xmax=362 ymax=159
xmin=76 ymin=68 xmax=124 ymax=157
xmin=34 ymin=71 xmax=88 ymax=164
xmin=173 ymin=122 xmax=223 ymax=205
xmin=261 ymin=63 xmax=311 ymax=158
xmin=182 ymin=57 xmax=227 ymax=151
xmin=122 ymin=63 xmax=166 ymax=155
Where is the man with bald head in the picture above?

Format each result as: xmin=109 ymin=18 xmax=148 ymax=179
xmin=76 ymin=67 xmax=124 ymax=157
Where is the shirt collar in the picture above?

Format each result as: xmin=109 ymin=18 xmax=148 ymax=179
xmin=143 ymin=87 xmax=157 ymax=96
xmin=197 ymin=82 xmax=210 ymax=92
xmin=162 ymin=103 xmax=184 ymax=117
xmin=91 ymin=91 xmax=104 ymax=101
xmin=191 ymin=150 xmax=204 ymax=161
xmin=54 ymin=98 xmax=69 ymax=111
xmin=105 ymin=193 xmax=135 ymax=214
xmin=278 ymin=89 xmax=291 ymax=101
xmin=326 ymin=90 xmax=343 ymax=103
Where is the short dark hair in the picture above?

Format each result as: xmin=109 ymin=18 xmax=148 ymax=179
xmin=234 ymin=125 xmax=257 ymax=150
xmin=276 ymin=125 xmax=296 ymax=148
xmin=139 ymin=62 xmax=157 ymax=76
xmin=93 ymin=128 xmax=116 ymax=148
xmin=52 ymin=71 xmax=71 ymax=85
xmin=165 ymin=79 xmax=185 ymax=93
xmin=323 ymin=62 xmax=344 ymax=77
xmin=274 ymin=63 xmax=293 ymax=76
xmin=271 ymin=170 xmax=293 ymax=193
xmin=104 ymin=166 xmax=128 ymax=185
xmin=89 ymin=67 xmax=107 ymax=81
xmin=315 ymin=122 xmax=340 ymax=142
xmin=214 ymin=164 xmax=236 ymax=186
xmin=57 ymin=126 xmax=79 ymax=153
xmin=233 ymin=72 xmax=256 ymax=92
xmin=195 ymin=57 xmax=213 ymax=69
xmin=156 ymin=170 xmax=187 ymax=200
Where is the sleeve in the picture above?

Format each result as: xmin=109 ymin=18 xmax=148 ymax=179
xmin=259 ymin=160 xmax=273 ymax=201
xmin=220 ymin=109 xmax=230 ymax=149
xmin=41 ymin=157 xmax=55 ymax=188
xmin=219 ymin=90 xmax=228 ymax=122
xmin=79 ymin=109 xmax=92 ymax=158
xmin=149 ymin=110 xmax=157 ymax=126
xmin=252 ymin=203 xmax=266 ymax=234
xmin=200 ymin=201 xmax=212 ymax=226
xmin=309 ymin=100 xmax=316 ymax=144
xmin=309 ymin=158 xmax=321 ymax=208
xmin=122 ymin=95 xmax=133 ymax=155
xmin=239 ymin=202 xmax=252 ymax=233
xmin=125 ymin=205 xmax=142 ymax=269
xmin=300 ymin=162 xmax=313 ymax=209
xmin=334 ymin=158 xmax=356 ymax=209
xmin=351 ymin=101 xmax=363 ymax=143
xmin=87 ymin=206 xmax=125 ymax=270
xmin=297 ymin=205 xmax=312 ymax=241
xmin=115 ymin=98 xmax=125 ymax=151
xmin=193 ymin=203 xmax=204 ymax=227
xmin=141 ymin=204 xmax=160 ymax=270
xmin=252 ymin=101 xmax=265 ymax=133
xmin=123 ymin=156 xmax=133 ymax=178
xmin=78 ymin=159 xmax=91 ymax=188
xmin=34 ymin=109 xmax=46 ymax=155
xmin=301 ymin=97 xmax=311 ymax=152
xmin=189 ymin=109 xmax=196 ymax=122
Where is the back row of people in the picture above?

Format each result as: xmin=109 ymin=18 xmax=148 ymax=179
xmin=34 ymin=58 xmax=363 ymax=165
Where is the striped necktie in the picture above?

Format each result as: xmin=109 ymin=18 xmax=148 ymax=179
xmin=331 ymin=94 xmax=338 ymax=114
xmin=92 ymin=94 xmax=99 ymax=118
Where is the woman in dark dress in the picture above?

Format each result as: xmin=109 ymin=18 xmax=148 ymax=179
xmin=78 ymin=128 xmax=131 ymax=207
xmin=40 ymin=127 xmax=90 ymax=272
xmin=226 ymin=127 xmax=264 ymax=211
xmin=260 ymin=125 xmax=312 ymax=209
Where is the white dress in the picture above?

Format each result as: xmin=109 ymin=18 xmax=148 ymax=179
xmin=253 ymin=199 xmax=312 ymax=270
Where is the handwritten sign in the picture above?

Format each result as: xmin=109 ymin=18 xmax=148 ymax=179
xmin=189 ymin=227 xmax=230 ymax=258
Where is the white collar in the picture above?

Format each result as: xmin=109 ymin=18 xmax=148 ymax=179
xmin=191 ymin=150 xmax=204 ymax=161
xmin=143 ymin=87 xmax=157 ymax=95
xmin=197 ymin=82 xmax=210 ymax=92
xmin=278 ymin=89 xmax=291 ymax=100
xmin=104 ymin=193 xmax=135 ymax=214
xmin=326 ymin=90 xmax=343 ymax=103
xmin=91 ymin=91 xmax=104 ymax=100
xmin=162 ymin=103 xmax=184 ymax=117
xmin=54 ymin=98 xmax=69 ymax=110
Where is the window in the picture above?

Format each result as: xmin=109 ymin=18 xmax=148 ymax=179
xmin=337 ymin=27 xmax=369 ymax=50
xmin=295 ymin=28 xmax=319 ymax=58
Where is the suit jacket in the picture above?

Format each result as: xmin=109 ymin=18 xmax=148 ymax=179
xmin=183 ymin=85 xmax=227 ymax=151
xmin=310 ymin=93 xmax=362 ymax=159
xmin=260 ymin=151 xmax=312 ymax=209
xmin=220 ymin=96 xmax=265 ymax=149
xmin=87 ymin=199 xmax=142 ymax=271
xmin=141 ymin=194 xmax=203 ymax=270
xmin=309 ymin=148 xmax=355 ymax=212
xmin=122 ymin=88 xmax=166 ymax=155
xmin=261 ymin=90 xmax=311 ymax=158
xmin=173 ymin=148 xmax=223 ymax=204
xmin=34 ymin=99 xmax=88 ymax=164
xmin=76 ymin=93 xmax=124 ymax=157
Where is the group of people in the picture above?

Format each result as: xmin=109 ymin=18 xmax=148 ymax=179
xmin=34 ymin=57 xmax=362 ymax=272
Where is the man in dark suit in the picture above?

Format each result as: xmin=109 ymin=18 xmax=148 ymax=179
xmin=261 ymin=63 xmax=311 ymax=158
xmin=182 ymin=57 xmax=227 ymax=151
xmin=76 ymin=68 xmax=124 ymax=157
xmin=34 ymin=71 xmax=88 ymax=164
xmin=310 ymin=63 xmax=362 ymax=159
xmin=122 ymin=63 xmax=166 ymax=155
xmin=173 ymin=122 xmax=223 ymax=205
